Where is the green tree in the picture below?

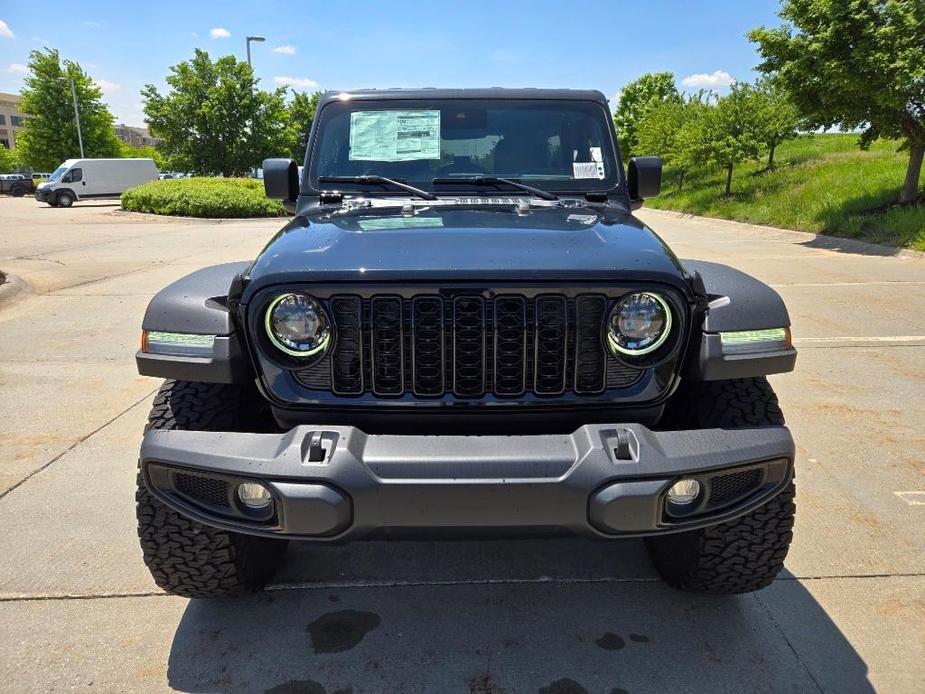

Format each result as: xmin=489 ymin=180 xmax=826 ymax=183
xmin=0 ymin=145 xmax=17 ymax=173
xmin=753 ymin=78 xmax=800 ymax=169
xmin=613 ymin=72 xmax=681 ymax=159
xmin=750 ymin=0 xmax=925 ymax=204
xmin=636 ymin=94 xmax=710 ymax=190
xmin=288 ymin=90 xmax=321 ymax=163
xmin=117 ymin=141 xmax=168 ymax=170
xmin=142 ymin=49 xmax=291 ymax=177
xmin=16 ymin=48 xmax=121 ymax=171
xmin=691 ymin=82 xmax=765 ymax=196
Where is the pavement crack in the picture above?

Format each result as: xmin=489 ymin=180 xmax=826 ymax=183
xmin=0 ymin=387 xmax=158 ymax=502
xmin=754 ymin=591 xmax=825 ymax=694
xmin=1 ymin=573 xmax=922 ymax=604
xmin=10 ymin=255 xmax=67 ymax=266
xmin=0 ymin=591 xmax=168 ymax=603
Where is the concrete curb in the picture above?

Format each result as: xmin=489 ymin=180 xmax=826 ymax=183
xmin=110 ymin=208 xmax=288 ymax=224
xmin=0 ymin=272 xmax=30 ymax=307
xmin=638 ymin=207 xmax=925 ymax=260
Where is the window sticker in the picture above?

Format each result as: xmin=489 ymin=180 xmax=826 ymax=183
xmin=349 ymin=110 xmax=441 ymax=161
xmin=572 ymin=162 xmax=605 ymax=180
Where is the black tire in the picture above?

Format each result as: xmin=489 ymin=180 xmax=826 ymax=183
xmin=56 ymin=191 xmax=75 ymax=207
xmin=137 ymin=380 xmax=287 ymax=598
xmin=11 ymin=186 xmax=26 ymax=197
xmin=645 ymin=377 xmax=795 ymax=594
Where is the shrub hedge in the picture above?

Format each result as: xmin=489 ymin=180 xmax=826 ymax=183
xmin=121 ymin=177 xmax=288 ymax=218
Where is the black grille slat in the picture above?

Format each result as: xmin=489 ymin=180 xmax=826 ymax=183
xmin=370 ymin=296 xmax=404 ymax=395
xmin=453 ymin=297 xmax=486 ymax=397
xmin=493 ymin=296 xmax=527 ymax=396
xmin=330 ymin=296 xmax=363 ymax=394
xmin=412 ymin=296 xmax=445 ymax=396
xmin=534 ymin=295 xmax=568 ymax=395
xmin=574 ymin=294 xmax=607 ymax=394
xmin=293 ymin=291 xmax=646 ymax=397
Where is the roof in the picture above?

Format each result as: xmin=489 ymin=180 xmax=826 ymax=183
xmin=318 ymin=87 xmax=608 ymax=106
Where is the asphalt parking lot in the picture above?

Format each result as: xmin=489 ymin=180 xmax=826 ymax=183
xmin=0 ymin=196 xmax=923 ymax=693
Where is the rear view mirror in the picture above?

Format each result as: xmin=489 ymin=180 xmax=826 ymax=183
xmin=263 ymin=158 xmax=300 ymax=205
xmin=627 ymin=156 xmax=662 ymax=201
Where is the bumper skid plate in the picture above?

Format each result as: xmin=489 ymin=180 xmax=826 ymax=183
xmin=140 ymin=423 xmax=794 ymax=540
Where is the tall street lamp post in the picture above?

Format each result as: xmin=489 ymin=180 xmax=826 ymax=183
xmin=246 ymin=36 xmax=266 ymax=68
xmin=245 ymin=36 xmax=266 ymax=178
xmin=58 ymin=76 xmax=85 ymax=158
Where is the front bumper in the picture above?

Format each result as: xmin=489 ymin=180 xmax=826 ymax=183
xmin=140 ymin=423 xmax=794 ymax=541
xmin=34 ymin=188 xmax=49 ymax=202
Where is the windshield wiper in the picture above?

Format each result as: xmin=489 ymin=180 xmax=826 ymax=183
xmin=431 ymin=176 xmax=558 ymax=201
xmin=318 ymin=175 xmax=437 ymax=201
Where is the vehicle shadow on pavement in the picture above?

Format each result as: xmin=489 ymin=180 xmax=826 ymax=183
xmin=166 ymin=539 xmax=873 ymax=694
xmin=798 ymin=232 xmax=905 ymax=257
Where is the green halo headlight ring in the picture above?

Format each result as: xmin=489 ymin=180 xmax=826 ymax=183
xmin=264 ymin=292 xmax=332 ymax=358
xmin=606 ymin=292 xmax=673 ymax=357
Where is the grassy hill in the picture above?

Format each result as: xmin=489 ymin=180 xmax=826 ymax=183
xmin=645 ymin=134 xmax=925 ymax=252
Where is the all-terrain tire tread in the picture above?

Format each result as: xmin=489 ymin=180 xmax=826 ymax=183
xmin=645 ymin=377 xmax=794 ymax=594
xmin=136 ymin=380 xmax=286 ymax=599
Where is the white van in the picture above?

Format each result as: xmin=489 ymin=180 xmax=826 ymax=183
xmin=35 ymin=158 xmax=158 ymax=207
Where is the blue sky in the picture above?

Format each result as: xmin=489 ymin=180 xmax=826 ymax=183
xmin=0 ymin=1 xmax=783 ymax=126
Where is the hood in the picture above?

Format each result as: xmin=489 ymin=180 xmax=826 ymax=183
xmin=244 ymin=204 xmax=685 ymax=293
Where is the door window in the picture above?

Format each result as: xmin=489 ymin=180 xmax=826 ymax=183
xmin=64 ymin=168 xmax=83 ymax=183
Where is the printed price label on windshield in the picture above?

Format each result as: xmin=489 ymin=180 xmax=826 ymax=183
xmin=349 ymin=110 xmax=441 ymax=161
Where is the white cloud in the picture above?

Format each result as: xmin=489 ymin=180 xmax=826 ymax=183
xmin=5 ymin=63 xmax=27 ymax=75
xmin=82 ymin=20 xmax=101 ymax=28
xmin=209 ymin=27 xmax=230 ymax=39
xmin=95 ymin=79 xmax=121 ymax=93
xmin=272 ymin=44 xmax=296 ymax=55
xmin=681 ymin=70 xmax=734 ymax=89
xmin=273 ymin=75 xmax=319 ymax=89
xmin=0 ymin=19 xmax=14 ymax=39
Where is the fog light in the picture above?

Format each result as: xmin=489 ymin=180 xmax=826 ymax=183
xmin=667 ymin=479 xmax=701 ymax=505
xmin=237 ymin=482 xmax=272 ymax=509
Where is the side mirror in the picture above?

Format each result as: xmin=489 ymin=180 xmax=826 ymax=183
xmin=627 ymin=156 xmax=662 ymax=201
xmin=263 ymin=158 xmax=300 ymax=204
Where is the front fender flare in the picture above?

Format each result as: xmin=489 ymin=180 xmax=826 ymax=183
xmin=136 ymin=262 xmax=252 ymax=383
xmin=682 ymin=260 xmax=797 ymax=381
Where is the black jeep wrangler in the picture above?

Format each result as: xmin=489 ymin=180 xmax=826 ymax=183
xmin=135 ymin=89 xmax=797 ymax=598
xmin=0 ymin=173 xmax=34 ymax=197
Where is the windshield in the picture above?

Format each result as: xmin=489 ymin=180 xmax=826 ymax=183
xmin=308 ymin=99 xmax=620 ymax=195
xmin=47 ymin=165 xmax=68 ymax=183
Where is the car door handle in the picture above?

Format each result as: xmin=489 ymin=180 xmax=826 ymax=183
xmin=81 ymin=181 xmax=86 ymax=185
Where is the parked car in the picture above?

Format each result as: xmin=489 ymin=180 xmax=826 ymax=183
xmin=0 ymin=173 xmax=34 ymax=197
xmin=135 ymin=89 xmax=798 ymax=598
xmin=34 ymin=158 xmax=158 ymax=207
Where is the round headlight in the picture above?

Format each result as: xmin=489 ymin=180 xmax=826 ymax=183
xmin=265 ymin=293 xmax=331 ymax=357
xmin=606 ymin=292 xmax=672 ymax=356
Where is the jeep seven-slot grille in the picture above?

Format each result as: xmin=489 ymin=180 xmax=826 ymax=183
xmin=295 ymin=293 xmax=642 ymax=398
